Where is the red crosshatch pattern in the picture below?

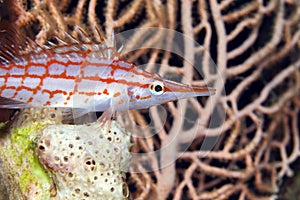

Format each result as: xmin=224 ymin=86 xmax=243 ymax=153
xmin=0 ymin=33 xmax=214 ymax=117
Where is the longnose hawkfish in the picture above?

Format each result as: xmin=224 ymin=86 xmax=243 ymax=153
xmin=0 ymin=26 xmax=215 ymax=121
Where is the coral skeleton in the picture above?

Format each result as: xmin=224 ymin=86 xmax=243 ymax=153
xmin=38 ymin=121 xmax=131 ymax=199
xmin=0 ymin=108 xmax=131 ymax=199
xmin=0 ymin=108 xmax=62 ymax=199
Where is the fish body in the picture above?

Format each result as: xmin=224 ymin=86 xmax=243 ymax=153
xmin=0 ymin=29 xmax=215 ymax=117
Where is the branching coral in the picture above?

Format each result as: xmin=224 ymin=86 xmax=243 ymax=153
xmin=0 ymin=0 xmax=299 ymax=199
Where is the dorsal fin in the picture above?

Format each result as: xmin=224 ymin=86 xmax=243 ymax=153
xmin=0 ymin=22 xmax=40 ymax=65
xmin=0 ymin=24 xmax=122 ymax=66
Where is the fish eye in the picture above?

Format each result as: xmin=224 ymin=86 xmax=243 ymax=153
xmin=149 ymin=81 xmax=165 ymax=95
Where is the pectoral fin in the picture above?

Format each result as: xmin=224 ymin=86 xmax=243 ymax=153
xmin=61 ymin=108 xmax=98 ymax=124
xmin=0 ymin=97 xmax=29 ymax=108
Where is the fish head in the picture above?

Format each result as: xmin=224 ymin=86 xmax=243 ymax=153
xmin=127 ymin=75 xmax=215 ymax=110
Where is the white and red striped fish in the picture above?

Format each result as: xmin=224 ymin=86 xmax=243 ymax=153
xmin=0 ymin=26 xmax=215 ymax=120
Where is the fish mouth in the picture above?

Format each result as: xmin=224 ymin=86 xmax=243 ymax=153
xmin=163 ymin=79 xmax=215 ymax=97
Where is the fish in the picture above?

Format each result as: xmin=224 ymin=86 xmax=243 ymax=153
xmin=0 ymin=26 xmax=215 ymax=120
